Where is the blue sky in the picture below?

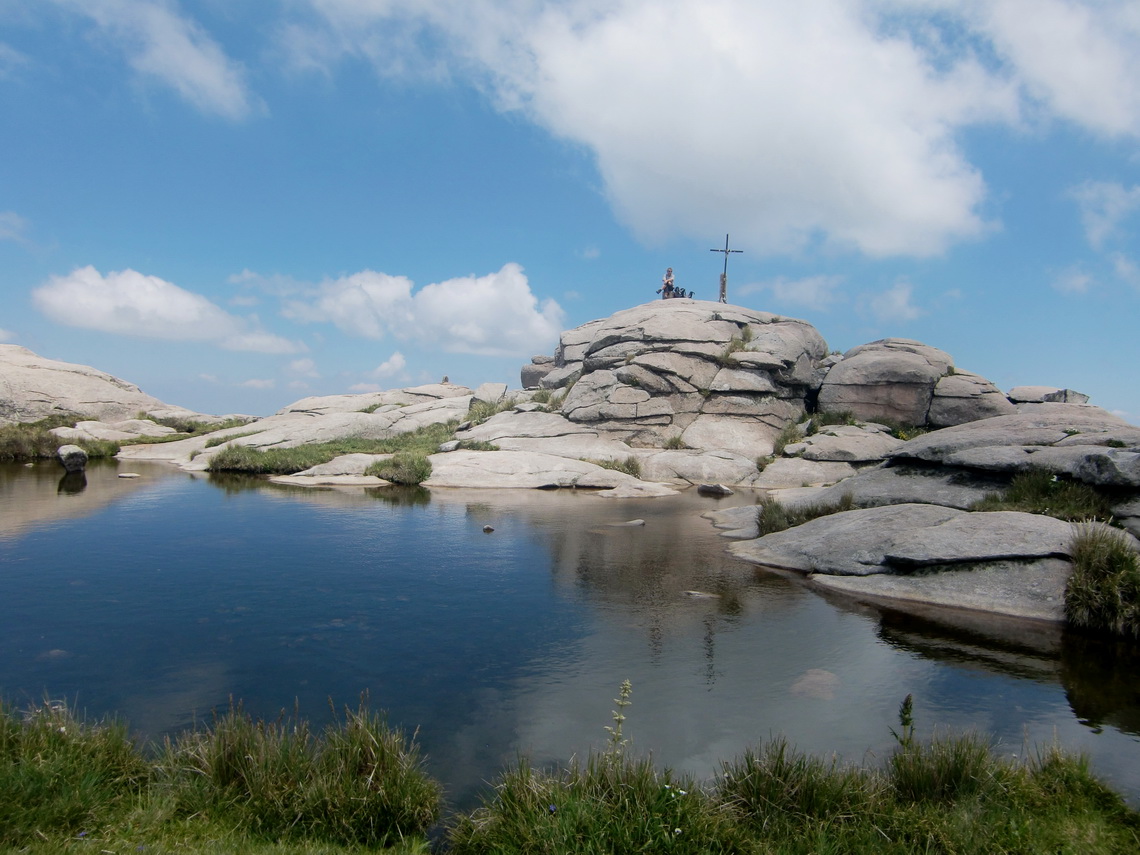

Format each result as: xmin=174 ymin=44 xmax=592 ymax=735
xmin=1 ymin=0 xmax=1138 ymax=419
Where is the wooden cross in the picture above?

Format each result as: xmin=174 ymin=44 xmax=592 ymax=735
xmin=710 ymin=234 xmax=742 ymax=303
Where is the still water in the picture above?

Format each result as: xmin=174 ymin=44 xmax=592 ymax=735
xmin=2 ymin=460 xmax=1139 ymax=810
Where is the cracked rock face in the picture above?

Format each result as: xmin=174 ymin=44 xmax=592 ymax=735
xmin=816 ymin=338 xmax=1015 ymax=428
xmin=526 ymin=300 xmax=829 ymax=455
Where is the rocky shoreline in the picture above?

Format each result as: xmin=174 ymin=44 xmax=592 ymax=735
xmin=4 ymin=299 xmax=1139 ymax=627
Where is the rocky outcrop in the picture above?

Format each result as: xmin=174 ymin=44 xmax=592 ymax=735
xmin=816 ymin=339 xmax=1015 ymax=428
xmin=0 ymin=344 xmax=212 ymax=425
xmin=525 ymin=300 xmax=829 ymax=455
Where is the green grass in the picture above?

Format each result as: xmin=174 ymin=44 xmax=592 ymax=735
xmin=972 ymin=468 xmax=1113 ymax=522
xmin=207 ymin=422 xmax=460 ymax=475
xmin=584 ymin=456 xmax=642 ymax=478
xmin=466 ymin=398 xmax=517 ymax=426
xmin=756 ymin=492 xmax=855 ymax=535
xmin=663 ymin=435 xmax=688 ymax=450
xmin=0 ymin=415 xmax=121 ymax=461
xmin=1066 ymin=523 xmax=1140 ymax=639
xmin=366 ymin=453 xmax=433 ymax=485
xmin=806 ymin=409 xmax=858 ymax=435
xmin=4 ymin=691 xmax=1139 ymax=855
xmin=1 ymin=698 xmax=440 ymax=853
xmin=772 ymin=421 xmax=806 ymax=456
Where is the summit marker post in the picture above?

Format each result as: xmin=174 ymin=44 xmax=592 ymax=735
xmin=710 ymin=234 xmax=742 ymax=303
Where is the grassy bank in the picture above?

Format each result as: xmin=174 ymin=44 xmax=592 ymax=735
xmin=3 ymin=691 xmax=1138 ymax=854
xmin=207 ymin=422 xmax=460 ymax=476
xmin=0 ymin=415 xmax=120 ymax=461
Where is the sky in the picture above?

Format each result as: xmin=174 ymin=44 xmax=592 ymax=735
xmin=1 ymin=0 xmax=1138 ymax=420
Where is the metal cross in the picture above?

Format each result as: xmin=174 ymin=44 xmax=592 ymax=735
xmin=710 ymin=234 xmax=742 ymax=303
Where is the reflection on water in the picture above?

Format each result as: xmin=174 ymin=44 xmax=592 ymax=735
xmin=1 ymin=461 xmax=1139 ymax=810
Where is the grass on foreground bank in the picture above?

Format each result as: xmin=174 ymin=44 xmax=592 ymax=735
xmin=972 ymin=468 xmax=1115 ymax=522
xmin=4 ymin=688 xmax=1138 ymax=855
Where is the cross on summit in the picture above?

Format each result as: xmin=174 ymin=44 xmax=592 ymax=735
xmin=710 ymin=234 xmax=742 ymax=303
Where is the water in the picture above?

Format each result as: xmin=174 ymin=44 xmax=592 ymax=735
xmin=2 ymin=460 xmax=1139 ymax=810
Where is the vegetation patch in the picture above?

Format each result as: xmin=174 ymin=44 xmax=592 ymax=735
xmin=1066 ymin=523 xmax=1140 ymax=639
xmin=756 ymin=492 xmax=855 ymax=535
xmin=0 ymin=415 xmax=120 ymax=461
xmin=203 ymin=429 xmax=263 ymax=448
xmin=585 ymin=456 xmax=642 ymax=478
xmin=972 ymin=468 xmax=1113 ymax=522
xmin=455 ymin=440 xmax=499 ymax=451
xmin=467 ymin=398 xmax=517 ymax=426
xmin=807 ymin=409 xmax=858 ymax=435
xmin=772 ymin=421 xmax=806 ymax=456
xmin=663 ymin=435 xmax=688 ymax=450
xmin=366 ymin=453 xmax=433 ymax=486
xmin=207 ymin=422 xmax=460 ymax=475
xmin=3 ymin=689 xmax=1139 ymax=854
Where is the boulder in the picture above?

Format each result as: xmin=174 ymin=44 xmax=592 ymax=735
xmin=57 ymin=444 xmax=88 ymax=472
xmin=1009 ymin=385 xmax=1091 ymax=404
xmin=815 ymin=339 xmax=1010 ymax=428
xmin=783 ymin=423 xmax=904 ymax=462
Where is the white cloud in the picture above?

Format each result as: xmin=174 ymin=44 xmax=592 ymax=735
xmin=0 ymin=328 xmax=14 ymax=342
xmin=1112 ymin=253 xmax=1140 ymax=289
xmin=867 ymin=280 xmax=923 ymax=322
xmin=288 ymin=357 xmax=321 ymax=378
xmin=32 ymin=265 xmax=306 ymax=353
xmin=371 ymin=352 xmax=407 ymax=378
xmin=1070 ymin=181 xmax=1140 ymax=249
xmin=240 ymin=378 xmax=276 ymax=389
xmin=1051 ymin=266 xmax=1095 ymax=294
xmin=50 ymin=0 xmax=259 ymax=119
xmin=0 ymin=211 xmax=30 ymax=244
xmin=963 ymin=0 xmax=1140 ymax=138
xmin=284 ymin=263 xmax=564 ymax=357
xmin=0 ymin=42 xmax=29 ymax=78
xmin=741 ymin=275 xmax=845 ymax=312
xmin=292 ymin=1 xmax=1140 ymax=258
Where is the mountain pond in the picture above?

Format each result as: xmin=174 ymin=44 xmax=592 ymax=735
xmin=2 ymin=459 xmax=1139 ymax=811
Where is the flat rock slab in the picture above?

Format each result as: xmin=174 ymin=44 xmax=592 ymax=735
xmin=811 ymin=558 xmax=1071 ymax=622
xmin=729 ymin=504 xmax=1072 ymax=576
xmin=754 ymin=457 xmax=857 ymax=488
xmin=425 ymin=449 xmax=676 ymax=495
xmin=811 ymin=464 xmax=998 ymax=510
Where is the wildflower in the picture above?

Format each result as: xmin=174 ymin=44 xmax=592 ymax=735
xmin=674 ymin=828 xmax=682 ymax=835
xmin=548 ymin=804 xmax=557 ymax=814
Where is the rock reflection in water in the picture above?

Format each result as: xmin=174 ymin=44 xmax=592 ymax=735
xmin=1062 ymin=633 xmax=1140 ymax=737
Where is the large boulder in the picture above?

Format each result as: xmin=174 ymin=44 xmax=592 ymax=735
xmin=533 ymin=300 xmax=829 ymax=454
xmin=816 ymin=339 xmax=1012 ymax=428
xmin=0 ymin=344 xmax=204 ymax=425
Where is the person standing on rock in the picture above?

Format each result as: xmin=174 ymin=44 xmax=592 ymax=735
xmin=658 ymin=268 xmax=675 ymax=299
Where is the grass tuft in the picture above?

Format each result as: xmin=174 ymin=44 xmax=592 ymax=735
xmin=756 ymin=493 xmax=855 ymax=535
xmin=585 ymin=456 xmax=642 ymax=478
xmin=772 ymin=422 xmax=805 ymax=456
xmin=1065 ymin=523 xmax=1140 ymax=639
xmin=0 ymin=415 xmax=121 ymax=461
xmin=207 ymin=422 xmax=459 ymax=475
xmin=366 ymin=453 xmax=433 ymax=485
xmin=973 ymin=468 xmax=1113 ymax=522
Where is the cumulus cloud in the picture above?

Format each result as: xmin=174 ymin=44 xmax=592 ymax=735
xmin=1112 ymin=253 xmax=1140 ymax=290
xmin=289 ymin=0 xmax=1140 ymax=258
xmin=283 ymin=263 xmax=564 ymax=357
xmin=32 ymin=266 xmax=305 ymax=353
xmin=1051 ymin=266 xmax=1095 ymax=294
xmin=1070 ymin=181 xmax=1140 ymax=249
xmin=866 ymin=280 xmax=923 ymax=322
xmin=50 ymin=0 xmax=259 ymax=119
xmin=288 ymin=357 xmax=321 ymax=378
xmin=741 ymin=275 xmax=845 ymax=312
xmin=371 ymin=352 xmax=407 ymax=378
xmin=0 ymin=211 xmax=30 ymax=244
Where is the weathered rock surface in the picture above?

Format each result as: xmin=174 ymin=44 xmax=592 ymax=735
xmin=816 ymin=339 xmax=1013 ymax=428
xmin=530 ymin=300 xmax=828 ymax=454
xmin=0 ymin=344 xmax=210 ymax=425
xmin=425 ymin=449 xmax=676 ymax=495
xmin=731 ymin=505 xmax=1073 ymax=577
